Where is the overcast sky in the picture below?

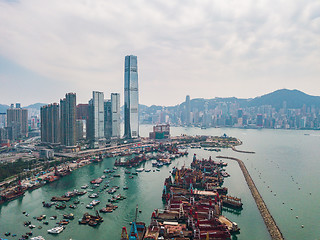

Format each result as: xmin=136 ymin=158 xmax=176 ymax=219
xmin=0 ymin=0 xmax=319 ymax=107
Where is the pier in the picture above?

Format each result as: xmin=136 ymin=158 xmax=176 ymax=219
xmin=217 ymin=156 xmax=284 ymax=240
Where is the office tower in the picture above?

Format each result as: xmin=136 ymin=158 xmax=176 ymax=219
xmin=40 ymin=103 xmax=60 ymax=143
xmin=124 ymin=55 xmax=139 ymax=138
xmin=104 ymin=100 xmax=112 ymax=139
xmin=111 ymin=93 xmax=120 ymax=138
xmin=6 ymin=103 xmax=28 ymax=140
xmin=185 ymin=95 xmax=191 ymax=126
xmin=60 ymin=93 xmax=76 ymax=146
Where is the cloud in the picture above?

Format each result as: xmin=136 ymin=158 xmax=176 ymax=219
xmin=0 ymin=0 xmax=319 ymax=106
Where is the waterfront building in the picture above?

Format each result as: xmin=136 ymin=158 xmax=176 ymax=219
xmin=124 ymin=55 xmax=139 ymax=138
xmin=6 ymin=103 xmax=28 ymax=140
xmin=104 ymin=100 xmax=112 ymax=139
xmin=111 ymin=93 xmax=120 ymax=138
xmin=60 ymin=93 xmax=76 ymax=146
xmin=40 ymin=103 xmax=60 ymax=144
xmin=149 ymin=124 xmax=170 ymax=139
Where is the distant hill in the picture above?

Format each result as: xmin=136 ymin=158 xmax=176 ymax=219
xmin=0 ymin=104 xmax=9 ymax=113
xmin=248 ymin=89 xmax=320 ymax=110
xmin=25 ymin=103 xmax=47 ymax=110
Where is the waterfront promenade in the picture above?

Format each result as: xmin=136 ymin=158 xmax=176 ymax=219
xmin=217 ymin=155 xmax=284 ymax=240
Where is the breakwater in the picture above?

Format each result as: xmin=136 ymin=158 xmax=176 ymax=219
xmin=217 ymin=156 xmax=284 ymax=240
xmin=231 ymin=146 xmax=255 ymax=154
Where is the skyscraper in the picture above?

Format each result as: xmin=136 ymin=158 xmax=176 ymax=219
xmin=185 ymin=95 xmax=191 ymax=126
xmin=7 ymin=103 xmax=28 ymax=140
xmin=60 ymin=93 xmax=76 ymax=146
xmin=111 ymin=93 xmax=120 ymax=138
xmin=87 ymin=91 xmax=105 ymax=147
xmin=104 ymin=99 xmax=112 ymax=139
xmin=40 ymin=103 xmax=60 ymax=144
xmin=124 ymin=55 xmax=139 ymax=138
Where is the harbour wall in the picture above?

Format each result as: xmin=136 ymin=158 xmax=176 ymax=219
xmin=217 ymin=155 xmax=284 ymax=240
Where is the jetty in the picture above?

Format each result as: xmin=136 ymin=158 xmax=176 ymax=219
xmin=217 ymin=156 xmax=284 ymax=240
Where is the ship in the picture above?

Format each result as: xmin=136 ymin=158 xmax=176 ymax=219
xmin=0 ymin=186 xmax=25 ymax=205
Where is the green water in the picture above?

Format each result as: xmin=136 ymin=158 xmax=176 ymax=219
xmin=1 ymin=125 xmax=319 ymax=239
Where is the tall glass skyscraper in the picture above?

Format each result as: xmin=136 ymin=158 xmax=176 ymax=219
xmin=124 ymin=55 xmax=139 ymax=138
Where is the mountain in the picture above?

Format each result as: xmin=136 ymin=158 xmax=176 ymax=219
xmin=0 ymin=104 xmax=9 ymax=113
xmin=248 ymin=89 xmax=320 ymax=110
xmin=25 ymin=103 xmax=47 ymax=110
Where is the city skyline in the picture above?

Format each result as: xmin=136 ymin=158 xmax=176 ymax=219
xmin=0 ymin=1 xmax=319 ymax=106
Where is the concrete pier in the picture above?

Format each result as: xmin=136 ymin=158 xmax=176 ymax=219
xmin=217 ymin=156 xmax=284 ymax=240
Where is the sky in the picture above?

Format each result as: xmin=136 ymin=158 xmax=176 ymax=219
xmin=0 ymin=0 xmax=319 ymax=107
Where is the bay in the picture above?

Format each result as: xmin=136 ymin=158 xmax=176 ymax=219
xmin=1 ymin=125 xmax=318 ymax=239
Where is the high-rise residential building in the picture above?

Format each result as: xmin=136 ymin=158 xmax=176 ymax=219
xmin=6 ymin=103 xmax=28 ymax=140
xmin=124 ymin=55 xmax=139 ymax=138
xmin=185 ymin=95 xmax=191 ymax=126
xmin=40 ymin=103 xmax=60 ymax=144
xmin=104 ymin=100 xmax=112 ymax=139
xmin=111 ymin=93 xmax=120 ymax=138
xmin=76 ymin=104 xmax=89 ymax=120
xmin=60 ymin=93 xmax=76 ymax=146
xmin=76 ymin=119 xmax=85 ymax=141
xmin=87 ymin=91 xmax=105 ymax=146
xmin=0 ymin=113 xmax=6 ymax=128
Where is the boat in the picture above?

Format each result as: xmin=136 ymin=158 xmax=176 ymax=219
xmin=81 ymin=184 xmax=89 ymax=189
xmin=88 ymin=193 xmax=99 ymax=198
xmin=136 ymin=168 xmax=144 ymax=172
xmin=30 ymin=236 xmax=45 ymax=240
xmin=86 ymin=204 xmax=93 ymax=209
xmin=113 ymin=174 xmax=121 ymax=177
xmin=47 ymin=226 xmax=64 ymax=234
xmin=55 ymin=203 xmax=66 ymax=210
xmin=125 ymin=170 xmax=131 ymax=174
xmin=63 ymin=213 xmax=74 ymax=220
xmin=73 ymin=200 xmax=80 ymax=204
xmin=145 ymin=169 xmax=151 ymax=172
xmin=42 ymin=202 xmax=54 ymax=208
xmin=123 ymin=186 xmax=129 ymax=190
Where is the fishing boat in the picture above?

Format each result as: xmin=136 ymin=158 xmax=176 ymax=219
xmin=55 ymin=203 xmax=66 ymax=210
xmin=47 ymin=226 xmax=64 ymax=234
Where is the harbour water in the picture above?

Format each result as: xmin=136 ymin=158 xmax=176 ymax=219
xmin=1 ymin=125 xmax=319 ymax=239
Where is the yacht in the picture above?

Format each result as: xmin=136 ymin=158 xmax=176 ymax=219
xmin=47 ymin=226 xmax=64 ymax=234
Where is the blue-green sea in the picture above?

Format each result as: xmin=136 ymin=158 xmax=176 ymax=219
xmin=1 ymin=125 xmax=319 ymax=239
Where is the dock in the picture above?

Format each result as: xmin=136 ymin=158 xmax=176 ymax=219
xmin=217 ymin=156 xmax=284 ymax=240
